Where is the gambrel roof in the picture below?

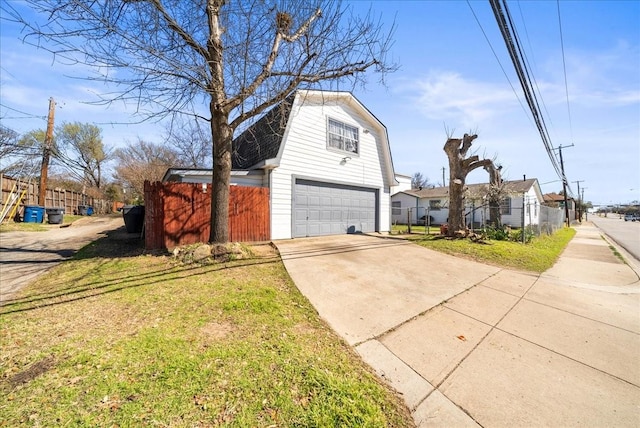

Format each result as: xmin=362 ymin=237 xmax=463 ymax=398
xmin=231 ymin=90 xmax=397 ymax=185
xmin=232 ymin=94 xmax=295 ymax=170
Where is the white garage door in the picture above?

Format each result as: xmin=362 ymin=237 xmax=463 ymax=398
xmin=294 ymin=179 xmax=377 ymax=238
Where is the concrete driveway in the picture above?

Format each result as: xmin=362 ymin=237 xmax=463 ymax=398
xmin=275 ymin=229 xmax=640 ymax=427
xmin=0 ymin=215 xmax=125 ymax=304
xmin=276 ymin=234 xmax=501 ymax=346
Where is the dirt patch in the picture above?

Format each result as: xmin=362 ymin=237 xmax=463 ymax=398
xmin=4 ymin=355 xmax=55 ymax=388
xmin=249 ymin=243 xmax=279 ymax=258
xmin=200 ymin=321 xmax=236 ymax=341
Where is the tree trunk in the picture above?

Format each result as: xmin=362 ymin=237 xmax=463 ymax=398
xmin=443 ymin=134 xmax=495 ymax=237
xmin=447 ymin=158 xmax=466 ymax=235
xmin=484 ymin=164 xmax=502 ymax=227
xmin=209 ymin=105 xmax=232 ymax=244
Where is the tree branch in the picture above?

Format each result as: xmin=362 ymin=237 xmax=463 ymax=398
xmin=149 ymin=0 xmax=209 ymax=60
xmin=226 ymin=7 xmax=322 ymax=112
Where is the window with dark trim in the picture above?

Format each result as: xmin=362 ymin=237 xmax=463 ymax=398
xmin=500 ymin=197 xmax=511 ymax=215
xmin=327 ymin=118 xmax=358 ymax=154
xmin=429 ymin=200 xmax=441 ymax=211
xmin=392 ymin=201 xmax=401 ymax=215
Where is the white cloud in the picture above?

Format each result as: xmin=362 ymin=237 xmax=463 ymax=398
xmin=408 ymin=71 xmax=524 ymax=128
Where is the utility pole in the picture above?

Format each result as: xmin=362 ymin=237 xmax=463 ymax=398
xmin=572 ymin=180 xmax=584 ymax=222
xmin=554 ymin=144 xmax=573 ymax=227
xmin=38 ymin=97 xmax=55 ymax=206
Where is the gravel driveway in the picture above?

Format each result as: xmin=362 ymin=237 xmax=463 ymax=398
xmin=0 ymin=215 xmax=126 ymax=304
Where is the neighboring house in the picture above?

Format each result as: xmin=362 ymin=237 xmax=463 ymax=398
xmin=391 ymin=173 xmax=412 ymax=195
xmin=391 ymin=178 xmax=546 ymax=228
xmin=163 ymin=90 xmax=397 ymax=240
xmin=543 ymin=192 xmax=576 ymax=210
xmin=391 ymin=187 xmax=449 ymax=226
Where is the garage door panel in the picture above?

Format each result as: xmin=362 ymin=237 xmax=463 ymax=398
xmin=294 ymin=179 xmax=377 ymax=238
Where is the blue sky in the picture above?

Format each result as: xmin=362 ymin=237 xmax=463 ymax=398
xmin=1 ymin=1 xmax=639 ymax=206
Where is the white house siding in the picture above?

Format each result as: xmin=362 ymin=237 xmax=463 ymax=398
xmin=270 ymin=94 xmax=392 ymax=240
xmin=230 ymin=174 xmax=265 ymax=187
xmin=428 ymin=204 xmax=449 ymax=225
xmin=391 ymin=193 xmax=418 ymax=224
xmin=500 ymin=187 xmax=542 ymax=228
xmin=392 ymin=174 xmax=412 ymax=195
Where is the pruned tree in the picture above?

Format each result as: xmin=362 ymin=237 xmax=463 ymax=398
xmin=113 ymin=139 xmax=180 ymax=201
xmin=411 ymin=172 xmax=430 ymax=190
xmin=443 ymin=133 xmax=497 ymax=236
xmin=5 ymin=1 xmax=395 ymax=243
xmin=54 ymin=122 xmax=111 ymax=190
xmin=483 ymin=162 xmax=504 ymax=227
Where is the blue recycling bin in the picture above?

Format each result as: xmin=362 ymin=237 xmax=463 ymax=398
xmin=78 ymin=205 xmax=94 ymax=216
xmin=24 ymin=205 xmax=45 ymax=223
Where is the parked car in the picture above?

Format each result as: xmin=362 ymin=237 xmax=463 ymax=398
xmin=624 ymin=213 xmax=638 ymax=222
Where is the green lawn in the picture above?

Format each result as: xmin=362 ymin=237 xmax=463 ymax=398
xmin=0 ymin=237 xmax=412 ymax=427
xmin=403 ymin=227 xmax=576 ymax=272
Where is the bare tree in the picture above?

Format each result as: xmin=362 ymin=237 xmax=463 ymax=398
xmin=164 ymin=119 xmax=212 ymax=168
xmin=443 ymin=133 xmax=497 ymax=237
xmin=0 ymin=126 xmax=19 ymax=160
xmin=113 ymin=139 xmax=180 ymax=201
xmin=411 ymin=172 xmax=430 ymax=190
xmin=5 ymin=1 xmax=395 ymax=243
xmin=54 ymin=122 xmax=111 ymax=189
xmin=0 ymin=128 xmax=43 ymax=177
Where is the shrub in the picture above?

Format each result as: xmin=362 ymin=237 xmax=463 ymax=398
xmin=509 ymin=226 xmax=535 ymax=244
xmin=484 ymin=226 xmax=510 ymax=241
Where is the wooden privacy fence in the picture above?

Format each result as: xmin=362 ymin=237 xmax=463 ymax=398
xmin=0 ymin=173 xmax=113 ymax=220
xmin=144 ymin=181 xmax=270 ymax=250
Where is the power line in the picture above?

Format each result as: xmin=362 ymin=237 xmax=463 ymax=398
xmin=0 ymin=103 xmax=47 ymax=120
xmin=489 ymin=0 xmax=574 ymax=197
xmin=556 ymin=0 xmax=574 ymax=143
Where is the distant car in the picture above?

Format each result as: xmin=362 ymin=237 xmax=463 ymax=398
xmin=624 ymin=213 xmax=638 ymax=222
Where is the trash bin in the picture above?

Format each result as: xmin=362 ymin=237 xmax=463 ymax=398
xmin=122 ymin=205 xmax=145 ymax=233
xmin=78 ymin=205 xmax=89 ymax=216
xmin=24 ymin=205 xmax=45 ymax=223
xmin=86 ymin=206 xmax=94 ymax=216
xmin=46 ymin=208 xmax=65 ymax=224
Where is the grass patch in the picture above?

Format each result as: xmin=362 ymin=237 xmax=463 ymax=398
xmin=408 ymin=227 xmax=576 ymax=272
xmin=0 ymin=239 xmax=412 ymax=426
xmin=391 ymin=224 xmax=441 ymax=235
xmin=0 ymin=214 xmax=86 ymax=233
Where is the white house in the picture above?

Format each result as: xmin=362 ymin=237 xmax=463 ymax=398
xmin=163 ymin=90 xmax=397 ymax=240
xmin=391 ymin=179 xmax=546 ymax=229
xmin=391 ymin=173 xmax=412 ymax=195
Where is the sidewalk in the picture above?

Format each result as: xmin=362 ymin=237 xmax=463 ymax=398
xmin=277 ymin=222 xmax=640 ymax=427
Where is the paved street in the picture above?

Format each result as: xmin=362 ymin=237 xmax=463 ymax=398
xmin=0 ymin=215 xmax=125 ymax=304
xmin=590 ymin=214 xmax=640 ymax=270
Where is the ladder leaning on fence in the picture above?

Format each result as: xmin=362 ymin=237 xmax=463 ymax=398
xmin=0 ymin=163 xmax=39 ymax=223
